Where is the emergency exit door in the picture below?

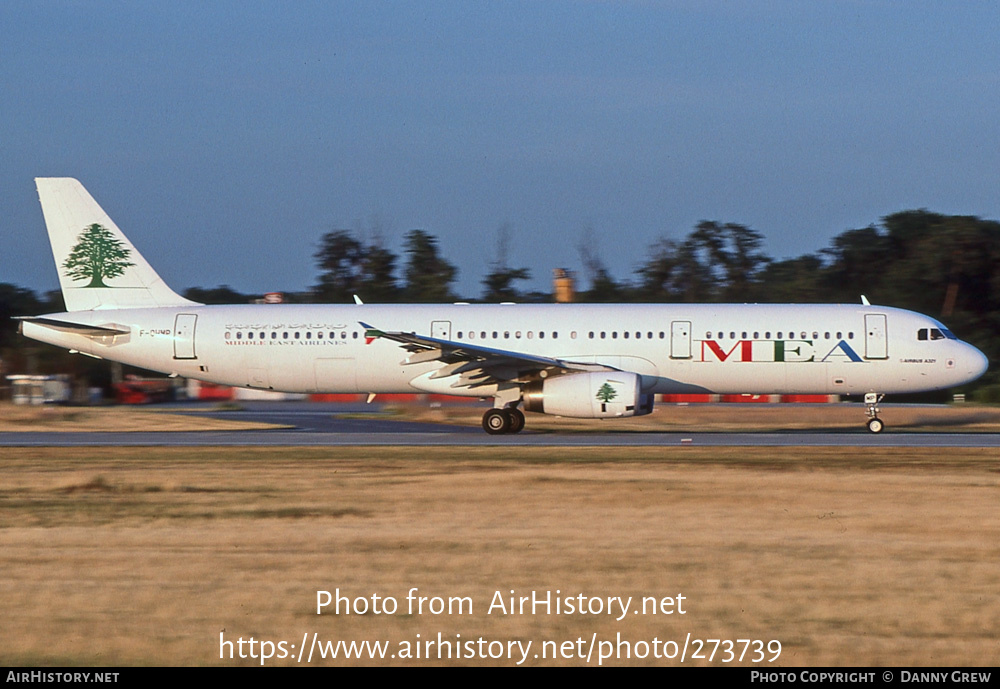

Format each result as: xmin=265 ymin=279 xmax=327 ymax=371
xmin=671 ymin=320 xmax=692 ymax=359
xmin=864 ymin=314 xmax=887 ymax=359
xmin=173 ymin=314 xmax=198 ymax=360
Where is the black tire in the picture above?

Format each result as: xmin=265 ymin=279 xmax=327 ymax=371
xmin=483 ymin=408 xmax=511 ymax=435
xmin=507 ymin=408 xmax=525 ymax=434
xmin=867 ymin=417 xmax=885 ymax=434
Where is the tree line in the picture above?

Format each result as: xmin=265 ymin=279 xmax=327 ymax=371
xmin=2 ymin=209 xmax=999 ymax=391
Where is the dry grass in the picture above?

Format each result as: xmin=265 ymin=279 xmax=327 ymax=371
xmin=0 ymin=403 xmax=285 ymax=432
xmin=1 ymin=446 xmax=998 ymax=666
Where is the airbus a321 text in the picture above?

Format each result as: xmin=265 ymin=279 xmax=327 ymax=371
xmin=20 ymin=178 xmax=988 ymax=434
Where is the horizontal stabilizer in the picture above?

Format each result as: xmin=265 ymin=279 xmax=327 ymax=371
xmin=16 ymin=316 xmax=130 ymax=337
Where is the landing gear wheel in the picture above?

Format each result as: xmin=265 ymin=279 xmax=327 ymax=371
xmin=864 ymin=392 xmax=885 ymax=434
xmin=483 ymin=408 xmax=511 ymax=435
xmin=507 ymin=408 xmax=525 ymax=434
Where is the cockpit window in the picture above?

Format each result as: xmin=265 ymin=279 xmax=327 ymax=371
xmin=918 ymin=327 xmax=956 ymax=341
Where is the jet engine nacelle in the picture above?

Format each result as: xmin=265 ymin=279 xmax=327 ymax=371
xmin=522 ymin=371 xmax=654 ymax=419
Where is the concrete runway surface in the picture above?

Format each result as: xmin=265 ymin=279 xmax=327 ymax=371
xmin=3 ymin=402 xmax=1000 ymax=447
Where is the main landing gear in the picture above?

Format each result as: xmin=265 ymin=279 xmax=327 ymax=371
xmin=864 ymin=392 xmax=885 ymax=433
xmin=482 ymin=407 xmax=525 ymax=435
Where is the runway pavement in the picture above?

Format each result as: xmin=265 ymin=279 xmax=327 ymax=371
xmin=3 ymin=402 xmax=1000 ymax=447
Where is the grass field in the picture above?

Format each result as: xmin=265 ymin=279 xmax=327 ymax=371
xmin=1 ymin=445 xmax=997 ymax=666
xmin=0 ymin=403 xmax=285 ymax=432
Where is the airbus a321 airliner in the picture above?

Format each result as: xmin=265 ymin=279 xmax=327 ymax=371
xmin=19 ymin=178 xmax=988 ymax=434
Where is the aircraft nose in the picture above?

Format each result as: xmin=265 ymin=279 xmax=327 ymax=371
xmin=963 ymin=343 xmax=989 ymax=383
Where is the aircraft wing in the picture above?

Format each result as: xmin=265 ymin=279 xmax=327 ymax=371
xmin=360 ymin=321 xmax=615 ymax=389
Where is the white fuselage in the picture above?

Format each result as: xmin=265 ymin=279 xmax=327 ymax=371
xmin=21 ymin=303 xmax=989 ymax=397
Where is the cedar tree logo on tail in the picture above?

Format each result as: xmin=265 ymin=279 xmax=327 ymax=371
xmin=62 ymin=224 xmax=135 ymax=288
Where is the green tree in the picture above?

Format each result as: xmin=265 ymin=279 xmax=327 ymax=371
xmin=577 ymin=227 xmax=626 ymax=302
xmin=402 ymin=230 xmax=457 ymax=302
xmin=818 ymin=226 xmax=891 ymax=302
xmin=182 ymin=285 xmax=256 ymax=305
xmin=482 ymin=224 xmax=531 ymax=302
xmin=688 ymin=221 xmax=770 ymax=301
xmin=723 ymin=223 xmax=770 ymax=301
xmin=756 ymin=255 xmax=824 ymax=303
xmin=635 ymin=237 xmax=681 ymax=302
xmin=358 ymin=243 xmax=401 ymax=303
xmin=313 ymin=230 xmax=365 ymax=303
xmin=62 ymin=224 xmax=135 ymax=288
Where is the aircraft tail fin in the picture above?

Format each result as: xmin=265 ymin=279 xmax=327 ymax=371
xmin=35 ymin=178 xmax=200 ymax=311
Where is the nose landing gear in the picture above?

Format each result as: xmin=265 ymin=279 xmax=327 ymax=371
xmin=864 ymin=393 xmax=885 ymax=433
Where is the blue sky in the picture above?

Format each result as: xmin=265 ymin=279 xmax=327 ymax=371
xmin=4 ymin=1 xmax=1000 ymax=300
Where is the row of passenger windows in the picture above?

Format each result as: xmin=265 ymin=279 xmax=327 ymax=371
xmin=226 ymin=330 xmax=358 ymax=340
xmin=707 ymin=331 xmax=855 ymax=341
xmin=457 ymin=331 xmax=667 ymax=340
xmin=224 ymin=329 xmax=871 ymax=342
